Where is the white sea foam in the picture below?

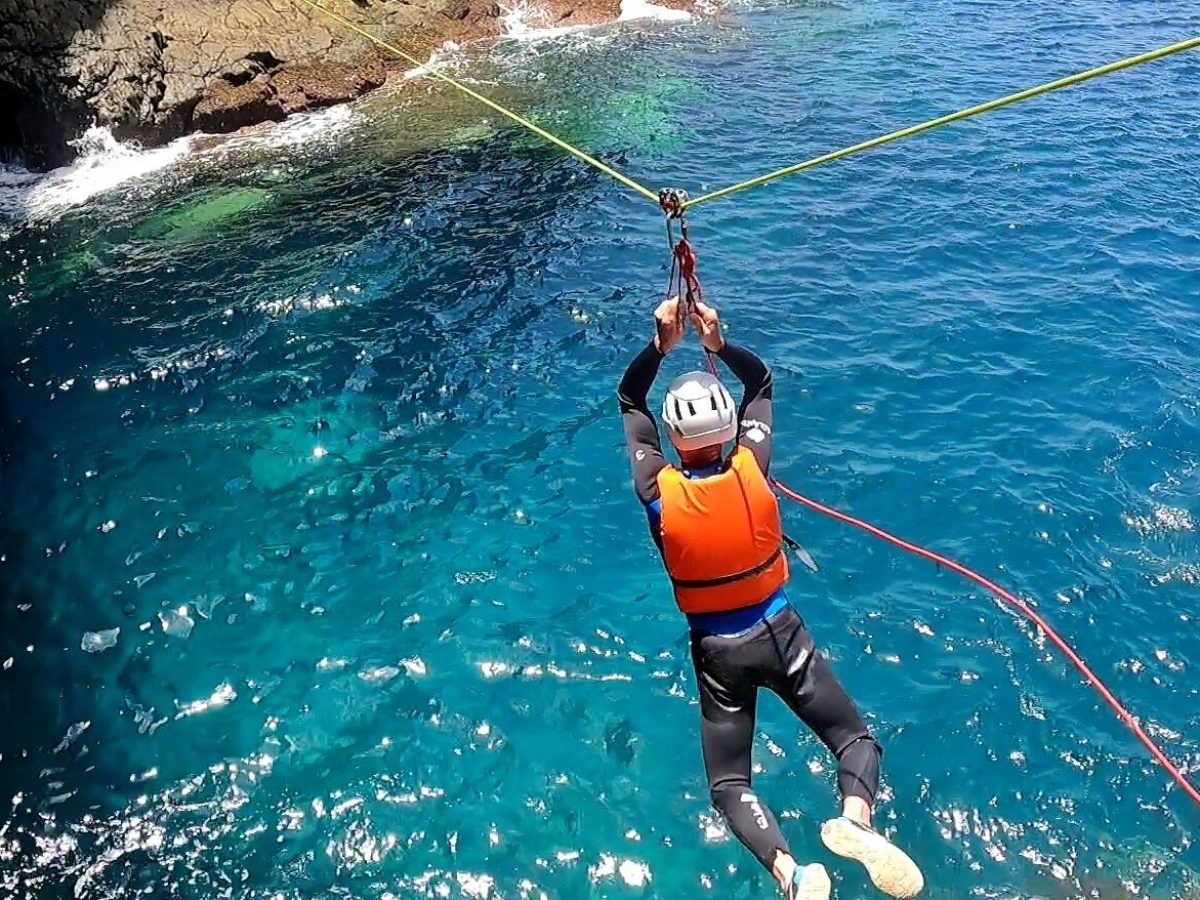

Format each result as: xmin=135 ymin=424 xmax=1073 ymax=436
xmin=497 ymin=1 xmax=586 ymax=40
xmin=0 ymin=106 xmax=357 ymax=228
xmin=404 ymin=40 xmax=469 ymax=78
xmin=499 ymin=0 xmax=540 ymax=37
xmin=0 ymin=127 xmax=194 ymax=225
xmin=618 ymin=0 xmax=690 ymax=22
xmin=495 ymin=0 xmax=688 ymax=42
xmin=208 ymin=101 xmax=359 ymax=155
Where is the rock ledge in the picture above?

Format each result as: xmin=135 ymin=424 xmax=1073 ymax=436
xmin=2 ymin=0 xmax=646 ymax=168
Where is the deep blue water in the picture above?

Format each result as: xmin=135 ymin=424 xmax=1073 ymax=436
xmin=2 ymin=1 xmax=1199 ymax=897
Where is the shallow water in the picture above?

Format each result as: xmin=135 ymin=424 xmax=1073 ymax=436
xmin=2 ymin=1 xmax=1199 ymax=898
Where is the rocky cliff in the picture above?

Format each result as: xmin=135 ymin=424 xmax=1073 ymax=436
xmin=0 ymin=0 xmax=626 ymax=170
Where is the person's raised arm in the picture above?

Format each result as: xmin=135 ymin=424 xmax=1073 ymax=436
xmin=618 ymin=298 xmax=685 ymax=503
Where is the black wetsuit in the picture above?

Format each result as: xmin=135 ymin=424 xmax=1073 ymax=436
xmin=618 ymin=339 xmax=882 ymax=872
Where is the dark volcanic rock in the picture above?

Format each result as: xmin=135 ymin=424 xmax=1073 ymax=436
xmin=0 ymin=0 xmax=694 ymax=169
xmin=272 ymin=58 xmax=387 ymax=114
xmin=191 ymin=72 xmax=283 ymax=134
xmin=0 ymin=0 xmax=458 ymax=168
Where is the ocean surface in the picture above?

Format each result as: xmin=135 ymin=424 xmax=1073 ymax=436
xmin=2 ymin=1 xmax=1199 ymax=897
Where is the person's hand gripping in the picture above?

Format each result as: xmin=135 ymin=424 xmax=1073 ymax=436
xmin=689 ymin=299 xmax=725 ymax=353
xmin=654 ymin=295 xmax=686 ymax=353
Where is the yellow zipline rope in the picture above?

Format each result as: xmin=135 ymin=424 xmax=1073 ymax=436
xmin=684 ymin=34 xmax=1200 ymax=208
xmin=294 ymin=0 xmax=1199 ymax=211
xmin=292 ymin=0 xmax=661 ymax=202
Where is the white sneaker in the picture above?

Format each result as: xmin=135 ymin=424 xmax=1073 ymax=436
xmin=820 ymin=816 xmax=924 ymax=898
xmin=785 ymin=863 xmax=831 ymax=900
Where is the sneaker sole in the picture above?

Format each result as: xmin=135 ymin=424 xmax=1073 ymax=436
xmin=793 ymin=863 xmax=832 ymax=900
xmin=820 ymin=818 xmax=924 ymax=898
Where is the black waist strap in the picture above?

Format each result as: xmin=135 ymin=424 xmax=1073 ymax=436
xmin=670 ymin=546 xmax=783 ymax=590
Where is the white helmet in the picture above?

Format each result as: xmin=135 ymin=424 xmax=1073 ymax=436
xmin=661 ymin=371 xmax=737 ymax=452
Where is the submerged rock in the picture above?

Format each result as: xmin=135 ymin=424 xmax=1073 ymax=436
xmin=138 ymin=186 xmax=270 ymax=241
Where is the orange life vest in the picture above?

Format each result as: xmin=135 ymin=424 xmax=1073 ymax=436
xmin=656 ymin=446 xmax=789 ymax=614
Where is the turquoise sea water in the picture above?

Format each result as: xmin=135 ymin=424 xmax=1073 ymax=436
xmin=2 ymin=1 xmax=1199 ymax=897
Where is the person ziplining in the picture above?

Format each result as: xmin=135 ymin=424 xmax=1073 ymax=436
xmin=296 ymin=0 xmax=1200 ymax=878
xmin=618 ymin=295 xmax=924 ymax=899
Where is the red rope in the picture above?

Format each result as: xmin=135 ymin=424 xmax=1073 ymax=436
xmin=674 ymin=237 xmax=703 ymax=308
xmin=664 ymin=212 xmax=703 ymax=310
xmin=769 ymin=477 xmax=1200 ymax=807
xmin=678 ymin=228 xmax=1197 ymax=805
xmin=699 ymin=341 xmax=1198 ymax=804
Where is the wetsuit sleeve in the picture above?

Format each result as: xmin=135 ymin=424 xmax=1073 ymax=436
xmin=618 ymin=339 xmax=670 ymax=504
xmin=716 ymin=341 xmax=773 ymax=475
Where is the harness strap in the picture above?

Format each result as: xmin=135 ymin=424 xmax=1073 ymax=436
xmin=669 ymin=546 xmax=783 ymax=589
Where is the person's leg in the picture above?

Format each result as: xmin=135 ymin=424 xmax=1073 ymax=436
xmin=836 ymin=735 xmax=881 ymax=825
xmin=690 ymin=631 xmax=829 ymax=899
xmin=761 ymin=609 xmax=881 ymax=817
xmin=795 ymin=653 xmax=882 ymax=824
xmin=762 ymin=609 xmax=924 ymax=899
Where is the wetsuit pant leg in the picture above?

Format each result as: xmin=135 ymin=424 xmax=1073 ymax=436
xmin=762 ymin=608 xmax=882 ymax=806
xmin=690 ymin=631 xmax=790 ymax=872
